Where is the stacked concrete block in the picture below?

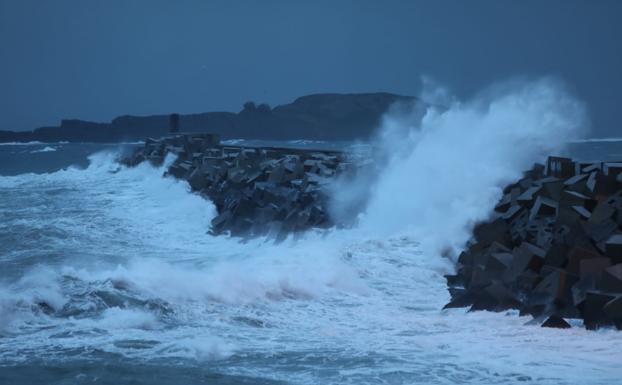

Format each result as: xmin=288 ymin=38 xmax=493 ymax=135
xmin=123 ymin=134 xmax=353 ymax=239
xmin=445 ymin=156 xmax=622 ymax=330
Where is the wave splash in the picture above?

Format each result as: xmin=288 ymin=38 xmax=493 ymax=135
xmin=0 ymin=78 xmax=590 ymax=334
xmin=3 ymin=79 xmax=619 ymax=385
xmin=358 ymin=77 xmax=588 ymax=256
xmin=0 ymin=150 xmax=368 ymax=364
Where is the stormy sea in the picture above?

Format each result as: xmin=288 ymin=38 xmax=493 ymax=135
xmin=2 ymin=84 xmax=622 ymax=385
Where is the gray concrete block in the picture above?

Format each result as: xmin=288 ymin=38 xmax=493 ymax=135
xmin=599 ymin=264 xmax=622 ymax=293
xmin=579 ymin=257 xmax=611 ymax=280
xmin=529 ymin=196 xmax=558 ymax=220
xmin=580 ymin=291 xmax=617 ymax=330
xmin=603 ymin=296 xmax=622 ymax=325
xmin=187 ymin=168 xmax=207 ymax=191
xmin=566 ymin=246 xmax=603 ymax=276
xmin=604 ymin=233 xmax=622 ymax=263
xmin=589 ymin=203 xmax=616 ymax=224
xmin=547 ymin=156 xmax=575 ymax=178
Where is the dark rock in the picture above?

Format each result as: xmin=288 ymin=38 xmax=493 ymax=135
xmin=566 ymin=247 xmax=603 ymax=276
xmin=603 ymin=296 xmax=622 ymax=329
xmin=604 ymin=162 xmax=622 ymax=178
xmin=187 ymin=168 xmax=207 ymax=190
xmin=562 ymin=223 xmax=595 ymax=249
xmin=503 ymin=242 xmax=546 ymax=282
xmin=517 ymin=186 xmax=542 ymax=206
xmin=445 ymin=156 xmax=622 ymax=330
xmin=119 ymin=133 xmax=356 ymax=238
xmin=444 ymin=274 xmax=465 ymax=288
xmin=494 ymin=193 xmax=513 ymax=213
xmin=531 ymin=268 xmax=577 ymax=307
xmin=585 ymin=219 xmax=618 ymax=244
xmin=599 ymin=264 xmax=622 ymax=293
xmin=484 ymin=281 xmax=520 ymax=309
xmin=547 ymin=156 xmax=575 ymax=179
xmin=539 ymin=179 xmax=564 ymax=201
xmin=529 ymin=196 xmax=558 ymax=220
xmin=589 ymin=203 xmax=616 ymax=224
xmin=572 ymin=276 xmax=597 ymax=306
xmin=541 ymin=315 xmax=571 ymax=329
xmin=591 ymin=173 xmax=619 ymax=197
xmin=473 ymin=218 xmax=511 ymax=247
xmin=579 ymin=257 xmax=611 ymax=280
xmin=560 ymin=190 xmax=596 ymax=210
xmin=579 ymin=291 xmax=617 ymax=330
xmin=468 ymin=292 xmax=498 ymax=312
xmin=544 ymin=244 xmax=568 ymax=267
xmin=563 ymin=173 xmax=588 ymax=188
xmin=443 ymin=289 xmax=474 ymax=309
xmin=605 ymin=234 xmax=622 ymax=263
xmin=485 ymin=252 xmax=513 ymax=273
xmin=556 ymin=206 xmax=584 ymax=225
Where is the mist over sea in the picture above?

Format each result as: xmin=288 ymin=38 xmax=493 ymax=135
xmin=2 ymin=82 xmax=622 ymax=384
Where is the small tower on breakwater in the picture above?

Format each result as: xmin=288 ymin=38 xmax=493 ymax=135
xmin=169 ymin=113 xmax=180 ymax=133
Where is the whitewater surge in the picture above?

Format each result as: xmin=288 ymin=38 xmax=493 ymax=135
xmin=360 ymin=78 xmax=588 ymax=256
xmin=0 ymin=79 xmax=620 ymax=384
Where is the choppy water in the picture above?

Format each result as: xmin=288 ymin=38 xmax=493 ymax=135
xmin=1 ymin=137 xmax=622 ymax=384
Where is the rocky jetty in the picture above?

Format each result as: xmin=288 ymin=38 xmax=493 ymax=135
xmin=123 ymin=133 xmax=359 ymax=239
xmin=445 ymin=156 xmax=622 ymax=330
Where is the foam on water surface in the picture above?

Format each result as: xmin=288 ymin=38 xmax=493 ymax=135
xmin=0 ymin=79 xmax=620 ymax=384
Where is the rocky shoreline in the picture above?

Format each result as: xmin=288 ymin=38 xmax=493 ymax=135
xmin=445 ymin=157 xmax=622 ymax=330
xmin=122 ymin=133 xmax=364 ymax=240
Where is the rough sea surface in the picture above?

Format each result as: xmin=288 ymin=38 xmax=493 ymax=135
xmin=1 ymin=140 xmax=622 ymax=385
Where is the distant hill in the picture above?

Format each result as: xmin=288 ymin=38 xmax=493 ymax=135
xmin=0 ymin=93 xmax=416 ymax=143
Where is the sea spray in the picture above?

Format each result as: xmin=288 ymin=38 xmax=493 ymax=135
xmin=358 ymin=77 xmax=589 ymax=256
xmin=2 ymin=127 xmax=622 ymax=383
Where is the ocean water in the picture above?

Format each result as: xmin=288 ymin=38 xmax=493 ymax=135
xmin=0 ymin=139 xmax=621 ymax=385
xmin=2 ymin=81 xmax=622 ymax=385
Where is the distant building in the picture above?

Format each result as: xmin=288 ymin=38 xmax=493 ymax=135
xmin=169 ymin=113 xmax=180 ymax=133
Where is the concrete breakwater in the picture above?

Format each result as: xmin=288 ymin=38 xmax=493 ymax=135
xmin=445 ymin=157 xmax=622 ymax=330
xmin=122 ymin=133 xmax=361 ymax=239
xmin=123 ymin=134 xmax=622 ymax=330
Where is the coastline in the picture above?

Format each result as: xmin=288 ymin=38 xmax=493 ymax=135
xmin=125 ymin=133 xmax=622 ymax=331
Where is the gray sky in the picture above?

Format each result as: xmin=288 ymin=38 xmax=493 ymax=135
xmin=1 ymin=0 xmax=620 ymax=137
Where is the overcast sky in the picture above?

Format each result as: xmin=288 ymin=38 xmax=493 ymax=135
xmin=1 ymin=0 xmax=620 ymax=136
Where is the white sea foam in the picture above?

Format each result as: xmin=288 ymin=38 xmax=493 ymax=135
xmin=221 ymin=139 xmax=244 ymax=145
xmin=1 ymin=79 xmax=620 ymax=384
xmin=157 ymin=336 xmax=234 ymax=361
xmin=359 ymin=78 xmax=588 ymax=257
xmin=0 ymin=141 xmax=45 ymax=146
xmin=30 ymin=146 xmax=57 ymax=153
xmin=96 ymin=307 xmax=161 ymax=330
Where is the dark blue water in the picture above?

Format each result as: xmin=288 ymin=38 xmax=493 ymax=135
xmin=0 ymin=140 xmax=621 ymax=385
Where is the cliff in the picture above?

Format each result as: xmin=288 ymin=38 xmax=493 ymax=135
xmin=0 ymin=92 xmax=415 ymax=143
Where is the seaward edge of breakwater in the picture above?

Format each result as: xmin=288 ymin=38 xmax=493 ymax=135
xmin=122 ymin=133 xmax=369 ymax=240
xmin=445 ymin=157 xmax=622 ymax=330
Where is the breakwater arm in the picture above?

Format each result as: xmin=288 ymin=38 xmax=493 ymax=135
xmin=122 ymin=134 xmax=358 ymax=240
xmin=445 ymin=157 xmax=622 ymax=330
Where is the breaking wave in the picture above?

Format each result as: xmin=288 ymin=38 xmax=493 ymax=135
xmin=1 ymin=78 xmax=619 ymax=385
xmin=359 ymin=77 xmax=588 ymax=256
